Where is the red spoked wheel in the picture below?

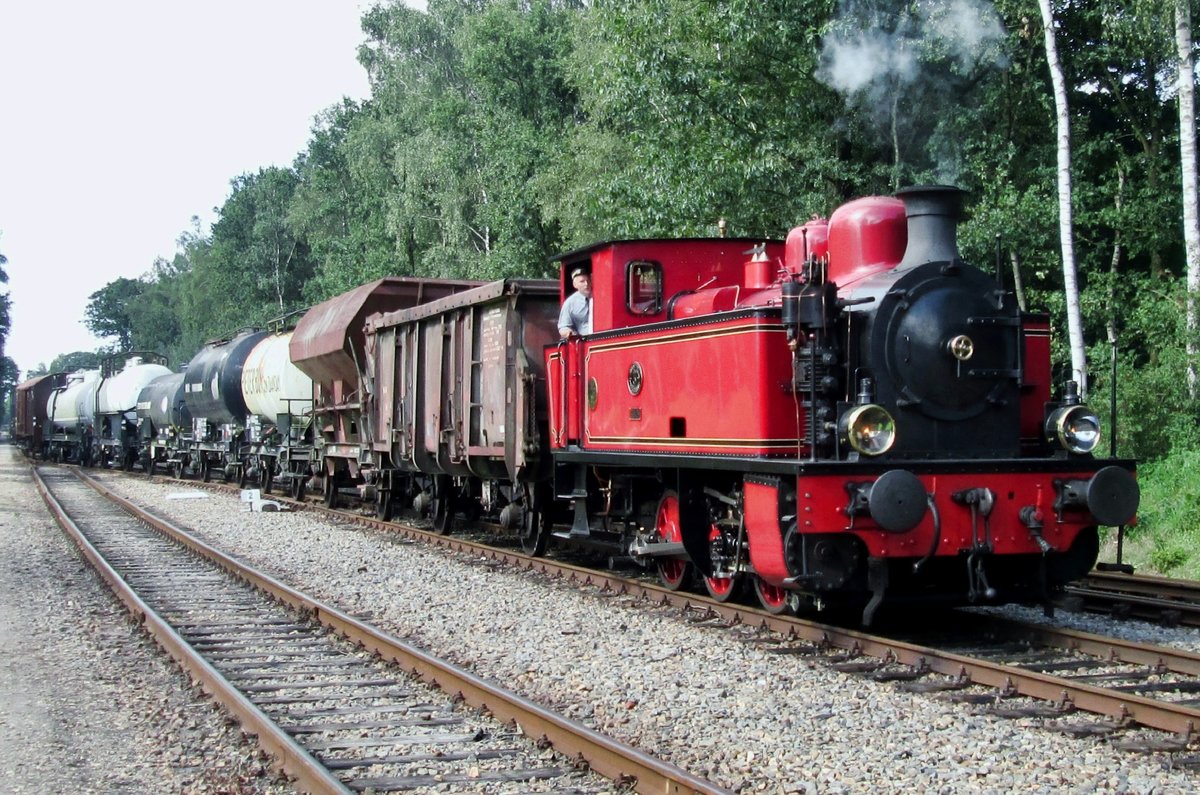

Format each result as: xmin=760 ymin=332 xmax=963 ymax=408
xmin=703 ymin=525 xmax=744 ymax=603
xmin=753 ymin=576 xmax=794 ymax=615
xmin=654 ymin=491 xmax=694 ymax=591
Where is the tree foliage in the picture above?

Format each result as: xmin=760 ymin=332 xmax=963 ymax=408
xmin=84 ymin=276 xmax=145 ymax=350
xmin=40 ymin=0 xmax=1200 ymax=474
xmin=48 ymin=351 xmax=101 ymax=373
xmin=0 ymin=355 xmax=17 ymax=428
xmin=0 ymin=243 xmax=10 ymax=362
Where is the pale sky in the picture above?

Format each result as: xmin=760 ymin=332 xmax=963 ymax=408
xmin=0 ymin=1 xmax=396 ymax=375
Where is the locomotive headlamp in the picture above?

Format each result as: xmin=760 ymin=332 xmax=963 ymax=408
xmin=1046 ymin=405 xmax=1101 ymax=454
xmin=840 ymin=404 xmax=896 ymax=456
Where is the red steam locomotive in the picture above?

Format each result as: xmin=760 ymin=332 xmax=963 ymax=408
xmin=535 ymin=185 xmax=1137 ymax=623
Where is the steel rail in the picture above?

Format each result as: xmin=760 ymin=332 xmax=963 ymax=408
xmin=148 ymin=472 xmax=1200 ymax=737
xmin=1085 ymin=570 xmax=1200 ymax=600
xmin=976 ymin=615 xmax=1200 ymax=677
xmin=32 ymin=467 xmax=351 ymax=795
xmin=75 ymin=467 xmax=731 ymax=795
xmin=1068 ymin=571 xmax=1200 ymax=627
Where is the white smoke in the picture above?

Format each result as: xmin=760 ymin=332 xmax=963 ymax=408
xmin=822 ymin=29 xmax=920 ymax=94
xmin=816 ymin=0 xmax=1008 ymax=182
xmin=818 ymin=0 xmax=1006 ymax=95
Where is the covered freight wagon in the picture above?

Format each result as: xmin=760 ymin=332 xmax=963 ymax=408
xmin=13 ymin=372 xmax=66 ymax=456
xmin=363 ymin=278 xmax=560 ymax=531
xmin=289 ymin=277 xmax=482 ymax=505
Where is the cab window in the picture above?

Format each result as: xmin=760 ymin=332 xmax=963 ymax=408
xmin=626 ymin=260 xmax=662 ymax=315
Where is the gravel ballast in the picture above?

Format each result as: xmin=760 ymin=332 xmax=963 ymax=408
xmin=85 ymin=469 xmax=1200 ymax=795
xmin=0 ymin=449 xmax=292 ymax=794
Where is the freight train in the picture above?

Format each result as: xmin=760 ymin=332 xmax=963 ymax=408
xmin=12 ymin=185 xmax=1139 ymax=623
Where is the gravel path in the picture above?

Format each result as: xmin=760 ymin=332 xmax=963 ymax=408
xmin=0 ymin=447 xmax=292 ymax=793
xmin=89 ymin=468 xmax=1200 ymax=795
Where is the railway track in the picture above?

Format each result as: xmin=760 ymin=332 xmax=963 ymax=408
xmin=35 ymin=465 xmax=730 ymax=795
xmin=1065 ymin=571 xmax=1200 ymax=628
xmin=116 ymin=467 xmax=1200 ymax=754
xmin=243 ymin=477 xmax=1200 ymax=748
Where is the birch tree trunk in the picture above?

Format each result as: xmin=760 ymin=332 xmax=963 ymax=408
xmin=1109 ymin=165 xmax=1125 ymax=351
xmin=1178 ymin=0 xmax=1200 ymax=398
xmin=1038 ymin=0 xmax=1088 ymax=396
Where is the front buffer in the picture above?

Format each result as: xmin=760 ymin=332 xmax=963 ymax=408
xmin=744 ymin=460 xmax=1139 ymax=624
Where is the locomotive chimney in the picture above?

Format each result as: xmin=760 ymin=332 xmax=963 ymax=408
xmin=895 ymin=185 xmax=966 ymax=271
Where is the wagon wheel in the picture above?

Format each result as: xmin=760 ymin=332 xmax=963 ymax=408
xmin=653 ymin=491 xmax=694 ymax=591
xmin=172 ymin=461 xmax=183 ymax=480
xmin=519 ymin=482 xmax=549 ymax=557
xmin=431 ymin=474 xmax=454 ymax=535
xmin=703 ymin=524 xmax=745 ymax=603
xmin=753 ymin=576 xmax=794 ymax=616
xmin=260 ymin=460 xmax=273 ymax=495
xmin=146 ymin=458 xmax=156 ymax=478
xmin=376 ymin=487 xmax=394 ymax=522
xmin=238 ymin=464 xmax=249 ymax=489
xmin=292 ymin=473 xmax=306 ymax=501
xmin=324 ymin=472 xmax=339 ymax=508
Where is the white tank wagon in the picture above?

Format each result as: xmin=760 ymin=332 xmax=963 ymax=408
xmin=239 ymin=330 xmax=316 ymax=494
xmin=95 ymin=353 xmax=172 ymax=470
xmin=242 ymin=331 xmax=313 ymax=423
xmin=45 ymin=369 xmax=102 ymax=464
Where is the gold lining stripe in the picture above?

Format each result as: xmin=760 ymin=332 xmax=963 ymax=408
xmin=587 ymin=322 xmax=786 ymax=354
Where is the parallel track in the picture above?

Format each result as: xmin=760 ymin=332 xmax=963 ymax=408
xmin=36 ymin=466 xmax=730 ymax=794
xmin=1066 ymin=571 xmax=1200 ymax=628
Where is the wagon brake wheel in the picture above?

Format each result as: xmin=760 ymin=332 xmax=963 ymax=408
xmin=654 ymin=491 xmax=695 ymax=591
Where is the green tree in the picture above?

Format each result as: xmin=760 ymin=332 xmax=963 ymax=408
xmin=0 ymin=355 xmax=18 ymax=428
xmin=557 ymin=0 xmax=882 ymax=243
xmin=182 ymin=168 xmax=315 ymax=342
xmin=346 ymin=0 xmax=579 ymax=283
xmin=0 ymin=242 xmax=10 ymax=359
xmin=84 ymin=277 xmax=145 ymax=350
xmin=291 ymin=100 xmax=400 ymax=299
xmin=48 ymin=351 xmax=101 ymax=373
xmin=126 ymin=255 xmax=187 ymax=365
